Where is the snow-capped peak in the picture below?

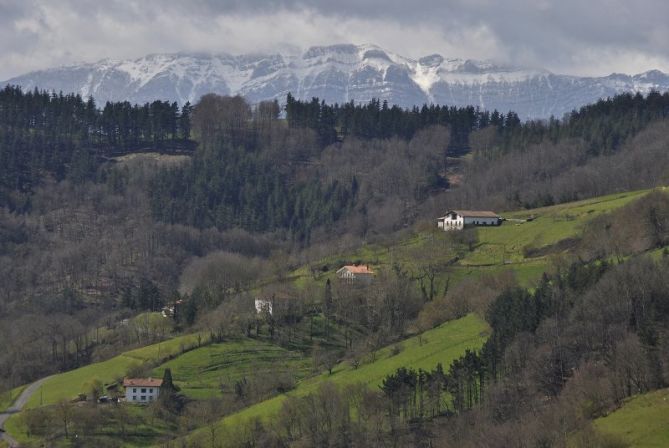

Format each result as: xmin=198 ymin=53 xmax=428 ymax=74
xmin=3 ymin=44 xmax=669 ymax=120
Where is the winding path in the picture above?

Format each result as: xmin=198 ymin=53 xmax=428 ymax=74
xmin=0 ymin=377 xmax=52 ymax=447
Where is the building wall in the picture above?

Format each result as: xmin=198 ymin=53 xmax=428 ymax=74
xmin=255 ymin=299 xmax=273 ymax=315
xmin=125 ymin=386 xmax=160 ymax=403
xmin=463 ymin=216 xmax=500 ymax=226
xmin=439 ymin=215 xmax=464 ymax=230
xmin=439 ymin=214 xmax=499 ymax=230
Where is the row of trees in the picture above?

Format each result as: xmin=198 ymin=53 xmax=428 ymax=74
xmin=285 ymin=92 xmax=520 ymax=148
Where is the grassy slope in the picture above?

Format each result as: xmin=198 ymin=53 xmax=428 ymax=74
xmin=594 ymin=388 xmax=669 ymax=447
xmin=23 ymin=332 xmax=205 ymax=409
xmin=151 ymin=339 xmax=312 ymax=400
xmin=465 ymin=189 xmax=650 ymax=264
xmin=188 ymin=313 xmax=488 ymax=439
xmin=0 ymin=385 xmax=26 ymax=412
xmin=286 ymin=190 xmax=652 ymax=318
xmin=5 ymin=333 xmax=207 ymax=444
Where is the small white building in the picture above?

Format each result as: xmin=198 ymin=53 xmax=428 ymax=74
xmin=255 ymin=298 xmax=273 ymax=315
xmin=123 ymin=377 xmax=162 ymax=404
xmin=437 ymin=210 xmax=501 ymax=230
xmin=336 ymin=265 xmax=375 ymax=284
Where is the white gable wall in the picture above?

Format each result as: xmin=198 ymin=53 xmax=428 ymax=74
xmin=439 ymin=213 xmax=464 ymax=230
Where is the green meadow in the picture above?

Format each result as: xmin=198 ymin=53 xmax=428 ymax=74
xmin=187 ymin=313 xmax=488 ymax=438
xmin=290 ymin=189 xmax=652 ymax=295
xmin=594 ymin=388 xmax=669 ymax=447
xmin=23 ymin=332 xmax=206 ymax=409
xmin=0 ymin=385 xmax=26 ymax=412
xmin=152 ymin=339 xmax=312 ymax=400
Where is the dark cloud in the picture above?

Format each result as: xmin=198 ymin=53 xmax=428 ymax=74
xmin=1 ymin=0 xmax=668 ymax=80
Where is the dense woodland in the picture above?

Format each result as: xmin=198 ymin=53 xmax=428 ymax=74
xmin=2 ymin=85 xmax=669 ymax=446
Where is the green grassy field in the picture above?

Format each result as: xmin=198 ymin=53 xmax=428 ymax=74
xmin=4 ymin=332 xmax=209 ymax=445
xmin=23 ymin=332 xmax=206 ymax=409
xmin=186 ymin=313 xmax=488 ymax=440
xmin=0 ymin=385 xmax=26 ymax=412
xmin=152 ymin=338 xmax=312 ymax=400
xmin=594 ymin=388 xmax=669 ymax=447
xmin=464 ymin=189 xmax=650 ymax=265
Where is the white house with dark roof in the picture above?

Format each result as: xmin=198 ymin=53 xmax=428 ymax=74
xmin=123 ymin=377 xmax=162 ymax=403
xmin=437 ymin=210 xmax=501 ymax=230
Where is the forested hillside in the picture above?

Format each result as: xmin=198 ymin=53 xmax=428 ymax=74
xmin=0 ymin=86 xmax=194 ymax=211
xmin=3 ymin=86 xmax=669 ymax=447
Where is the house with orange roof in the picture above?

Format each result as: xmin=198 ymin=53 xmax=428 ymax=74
xmin=123 ymin=377 xmax=162 ymax=403
xmin=336 ymin=264 xmax=375 ymax=284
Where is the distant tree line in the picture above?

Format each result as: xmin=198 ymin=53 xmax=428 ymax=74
xmin=286 ymin=90 xmax=669 ymax=155
xmin=285 ymin=92 xmax=521 ymax=149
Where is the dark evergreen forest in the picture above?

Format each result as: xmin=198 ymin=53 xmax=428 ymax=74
xmin=0 ymin=85 xmax=193 ymax=210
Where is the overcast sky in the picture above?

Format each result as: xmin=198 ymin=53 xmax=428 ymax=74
xmin=2 ymin=0 xmax=669 ymax=80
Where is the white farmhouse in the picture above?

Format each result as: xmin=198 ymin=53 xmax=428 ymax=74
xmin=437 ymin=210 xmax=501 ymax=230
xmin=123 ymin=377 xmax=162 ymax=404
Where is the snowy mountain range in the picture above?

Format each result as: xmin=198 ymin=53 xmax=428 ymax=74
xmin=4 ymin=44 xmax=669 ymax=120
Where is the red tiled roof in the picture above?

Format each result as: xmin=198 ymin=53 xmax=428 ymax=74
xmin=123 ymin=377 xmax=163 ymax=388
xmin=339 ymin=265 xmax=374 ymax=274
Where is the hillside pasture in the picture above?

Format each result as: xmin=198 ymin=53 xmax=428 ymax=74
xmin=24 ymin=332 xmax=206 ymax=409
xmin=152 ymin=339 xmax=312 ymax=400
xmin=594 ymin=387 xmax=669 ymax=447
xmin=187 ymin=313 xmax=488 ymax=440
